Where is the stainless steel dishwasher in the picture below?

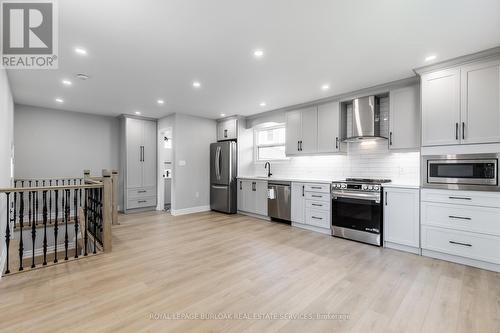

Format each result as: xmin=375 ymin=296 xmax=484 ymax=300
xmin=268 ymin=181 xmax=291 ymax=221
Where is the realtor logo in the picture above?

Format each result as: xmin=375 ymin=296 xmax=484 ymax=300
xmin=1 ymin=0 xmax=58 ymax=69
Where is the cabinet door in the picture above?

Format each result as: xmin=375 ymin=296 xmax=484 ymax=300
xmin=126 ymin=118 xmax=144 ymax=189
xmin=142 ymin=120 xmax=157 ymax=188
xmin=217 ymin=119 xmax=237 ymax=141
xmin=389 ymin=85 xmax=420 ymax=150
xmin=237 ymin=180 xmax=245 ymax=211
xmin=254 ymin=181 xmax=268 ymax=216
xmin=241 ymin=180 xmax=255 ymax=213
xmin=384 ymin=188 xmax=420 ymax=247
xmin=300 ymin=107 xmax=318 ymax=153
xmin=421 ymin=68 xmax=461 ymax=146
xmin=461 ymin=60 xmax=500 ymax=144
xmin=285 ymin=110 xmax=301 ymax=155
xmin=317 ymin=102 xmax=340 ymax=153
xmin=291 ymin=183 xmax=306 ymax=223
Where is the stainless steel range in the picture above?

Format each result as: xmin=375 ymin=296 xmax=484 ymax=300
xmin=331 ymin=178 xmax=391 ymax=246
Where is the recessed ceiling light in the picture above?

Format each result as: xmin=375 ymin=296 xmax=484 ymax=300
xmin=62 ymin=79 xmax=72 ymax=86
xmin=135 ymin=111 xmax=141 ymax=115
xmin=425 ymin=54 xmax=437 ymax=62
xmin=321 ymin=84 xmax=330 ymax=91
xmin=253 ymin=49 xmax=264 ymax=58
xmin=259 ymin=102 xmax=267 ymax=107
xmin=76 ymin=73 xmax=89 ymax=80
xmin=55 ymin=98 xmax=64 ymax=103
xmin=74 ymin=47 xmax=87 ymax=55
xmin=157 ymin=99 xmax=165 ymax=105
xmin=220 ymin=113 xmax=226 ymax=117
xmin=192 ymin=81 xmax=201 ymax=88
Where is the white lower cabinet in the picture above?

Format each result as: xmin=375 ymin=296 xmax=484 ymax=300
xmin=291 ymin=182 xmax=331 ymax=234
xmin=421 ymin=189 xmax=500 ymax=272
xmin=237 ymin=179 xmax=267 ymax=216
xmin=383 ymin=187 xmax=420 ymax=254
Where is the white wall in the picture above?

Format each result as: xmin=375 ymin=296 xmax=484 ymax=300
xmin=0 ymin=69 xmax=14 ymax=275
xmin=157 ymin=114 xmax=175 ymax=210
xmin=14 ymin=105 xmax=120 ymax=178
xmin=158 ymin=114 xmax=216 ymax=214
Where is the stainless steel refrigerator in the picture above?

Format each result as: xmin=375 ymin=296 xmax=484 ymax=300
xmin=210 ymin=141 xmax=237 ymax=213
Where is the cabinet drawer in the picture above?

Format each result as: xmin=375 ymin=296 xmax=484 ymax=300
xmin=421 ymin=225 xmax=500 ymax=264
xmin=422 ymin=202 xmax=500 ymax=236
xmin=128 ymin=187 xmax=155 ymax=199
xmin=305 ymin=200 xmax=330 ymax=211
xmin=305 ymin=208 xmax=330 ymax=229
xmin=305 ymin=192 xmax=330 ymax=202
xmin=421 ymin=189 xmax=500 ymax=208
xmin=127 ymin=196 xmax=156 ymax=209
xmin=304 ymin=183 xmax=330 ymax=193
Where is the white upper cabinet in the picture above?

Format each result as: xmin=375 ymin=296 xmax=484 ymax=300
xmin=421 ymin=68 xmax=461 ymax=146
xmin=285 ymin=110 xmax=302 ymax=155
xmin=389 ymin=85 xmax=420 ymax=150
xmin=217 ymin=118 xmax=237 ymax=141
xmin=461 ymin=60 xmax=500 ymax=144
xmin=317 ymin=102 xmax=341 ymax=153
xmin=300 ymin=107 xmax=318 ymax=154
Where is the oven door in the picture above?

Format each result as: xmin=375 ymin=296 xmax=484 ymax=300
xmin=332 ymin=193 xmax=382 ymax=234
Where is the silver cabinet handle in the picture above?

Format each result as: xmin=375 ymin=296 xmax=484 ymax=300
xmin=449 ymin=196 xmax=471 ymax=200
xmin=240 ymin=181 xmax=242 ymax=190
xmin=335 ymin=137 xmax=339 ymax=149
xmin=448 ymin=215 xmax=471 ymax=220
xmin=385 ymin=191 xmax=388 ymax=206
xmin=389 ymin=132 xmax=393 ymax=146
xmin=311 ymin=186 xmax=322 ymax=189
xmin=311 ymin=203 xmax=323 ymax=207
xmin=297 ymin=141 xmax=300 ymax=151
xmin=311 ymin=216 xmax=322 ymax=220
xmin=138 ymin=200 xmax=147 ymax=203
xmin=224 ymin=129 xmax=228 ymax=138
xmin=302 ymin=185 xmax=304 ymax=197
xmin=455 ymin=123 xmax=459 ymax=140
xmin=462 ymin=122 xmax=465 ymax=140
xmin=138 ymin=190 xmax=147 ymax=193
xmin=449 ymin=240 xmax=472 ymax=247
xmin=311 ymin=195 xmax=322 ymax=198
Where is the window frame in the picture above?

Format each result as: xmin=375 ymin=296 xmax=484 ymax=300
xmin=253 ymin=124 xmax=288 ymax=162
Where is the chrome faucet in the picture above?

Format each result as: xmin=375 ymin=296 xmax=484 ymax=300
xmin=264 ymin=162 xmax=272 ymax=178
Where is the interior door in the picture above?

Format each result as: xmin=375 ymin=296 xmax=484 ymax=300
xmin=300 ymin=107 xmax=318 ymax=153
xmin=126 ymin=118 xmax=143 ymax=188
xmin=461 ymin=60 xmax=500 ymax=144
xmin=421 ymin=68 xmax=461 ymax=146
xmin=142 ymin=120 xmax=157 ymax=188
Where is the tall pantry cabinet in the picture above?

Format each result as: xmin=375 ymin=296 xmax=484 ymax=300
xmin=122 ymin=116 xmax=157 ymax=211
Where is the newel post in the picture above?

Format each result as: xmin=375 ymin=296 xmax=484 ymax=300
xmin=102 ymin=169 xmax=112 ymax=252
xmin=111 ymin=170 xmax=119 ymax=225
xmin=83 ymin=169 xmax=91 ymax=184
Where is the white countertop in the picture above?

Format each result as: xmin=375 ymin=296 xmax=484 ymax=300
xmin=238 ymin=176 xmax=420 ymax=189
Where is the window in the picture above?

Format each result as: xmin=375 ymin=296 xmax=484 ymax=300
xmin=254 ymin=125 xmax=287 ymax=161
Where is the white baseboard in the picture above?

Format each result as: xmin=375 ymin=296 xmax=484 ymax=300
xmin=292 ymin=222 xmax=331 ymax=235
xmin=171 ymin=205 xmax=210 ymax=216
xmin=384 ymin=242 xmax=421 ymax=255
xmin=422 ymin=249 xmax=500 ymax=273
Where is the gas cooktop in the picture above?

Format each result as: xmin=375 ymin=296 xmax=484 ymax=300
xmin=345 ymin=178 xmax=392 ymax=184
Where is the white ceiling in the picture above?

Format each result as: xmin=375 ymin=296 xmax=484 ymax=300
xmin=7 ymin=0 xmax=500 ymax=119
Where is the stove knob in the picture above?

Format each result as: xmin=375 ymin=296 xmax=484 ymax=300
xmin=341 ymin=184 xmax=347 ymax=189
xmin=362 ymin=185 xmax=368 ymax=190
xmin=374 ymin=185 xmax=380 ymax=191
xmin=368 ymin=185 xmax=374 ymax=190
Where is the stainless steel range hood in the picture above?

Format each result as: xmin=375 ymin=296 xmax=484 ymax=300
xmin=343 ymin=95 xmax=388 ymax=142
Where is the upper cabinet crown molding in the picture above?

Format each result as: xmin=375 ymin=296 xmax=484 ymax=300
xmin=421 ymin=58 xmax=500 ymax=147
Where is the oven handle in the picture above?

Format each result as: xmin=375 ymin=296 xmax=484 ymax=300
xmin=332 ymin=191 xmax=380 ymax=203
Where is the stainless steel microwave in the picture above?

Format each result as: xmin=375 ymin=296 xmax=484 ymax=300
xmin=422 ymin=154 xmax=499 ymax=191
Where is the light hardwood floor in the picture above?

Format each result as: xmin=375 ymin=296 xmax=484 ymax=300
xmin=0 ymin=211 xmax=499 ymax=333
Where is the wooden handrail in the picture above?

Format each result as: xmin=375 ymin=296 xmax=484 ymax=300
xmin=0 ymin=184 xmax=103 ymax=193
xmin=14 ymin=177 xmax=84 ymax=181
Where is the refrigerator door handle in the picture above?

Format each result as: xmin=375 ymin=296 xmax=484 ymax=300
xmin=215 ymin=146 xmax=222 ymax=180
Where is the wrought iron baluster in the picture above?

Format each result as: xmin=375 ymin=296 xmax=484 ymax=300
xmin=93 ymin=189 xmax=97 ymax=254
xmin=5 ymin=192 xmax=11 ymax=274
xmin=49 ymin=180 xmax=52 ymax=224
xmin=13 ymin=191 xmax=17 ymax=229
xmin=54 ymin=189 xmax=59 ymax=263
xmin=35 ymin=181 xmax=39 ymax=225
xmin=74 ymin=188 xmax=79 ymax=258
xmin=42 ymin=191 xmax=48 ymax=265
xmin=84 ymin=188 xmax=88 ymax=256
xmin=31 ymin=191 xmax=36 ymax=269
xmin=64 ymin=189 xmax=69 ymax=260
xmin=28 ymin=190 xmax=31 ymax=227
xmin=18 ymin=192 xmax=24 ymax=271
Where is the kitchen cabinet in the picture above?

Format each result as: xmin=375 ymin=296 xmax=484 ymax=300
xmin=237 ymin=179 xmax=267 ymax=216
xmin=420 ymin=58 xmax=500 ymax=147
xmin=317 ymin=102 xmax=341 ymax=153
xmin=421 ymin=68 xmax=461 ymax=146
xmin=285 ymin=107 xmax=317 ymax=155
xmin=291 ymin=183 xmax=306 ymax=224
xmin=383 ymin=187 xmax=420 ymax=253
xmin=291 ymin=182 xmax=331 ymax=234
xmin=389 ymin=85 xmax=420 ymax=149
xmin=217 ymin=118 xmax=237 ymax=141
xmin=460 ymin=59 xmax=500 ymax=144
xmin=123 ymin=117 xmax=157 ymax=211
